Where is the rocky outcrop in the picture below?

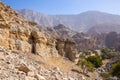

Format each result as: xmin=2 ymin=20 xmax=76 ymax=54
xmin=56 ymin=38 xmax=79 ymax=62
xmin=30 ymin=29 xmax=58 ymax=57
xmin=0 ymin=2 xmax=31 ymax=53
xmin=0 ymin=2 xmax=59 ymax=58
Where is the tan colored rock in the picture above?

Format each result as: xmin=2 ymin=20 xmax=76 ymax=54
xmin=0 ymin=2 xmax=60 ymax=58
xmin=31 ymin=30 xmax=47 ymax=43
xmin=56 ymin=39 xmax=66 ymax=56
xmin=56 ymin=38 xmax=78 ymax=62
xmin=30 ymin=30 xmax=58 ymax=57
xmin=0 ymin=2 xmax=32 ymax=54
xmin=27 ymin=71 xmax=35 ymax=77
xmin=34 ymin=74 xmax=46 ymax=80
xmin=0 ymin=28 xmax=9 ymax=48
xmin=15 ymin=40 xmax=31 ymax=53
xmin=26 ymin=76 xmax=37 ymax=80
xmin=8 ymin=39 xmax=15 ymax=50
xmin=15 ymin=64 xmax=30 ymax=73
xmin=0 ymin=36 xmax=9 ymax=48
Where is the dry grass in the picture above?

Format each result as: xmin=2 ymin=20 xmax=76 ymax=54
xmin=46 ymin=56 xmax=77 ymax=71
xmin=16 ymin=50 xmax=80 ymax=71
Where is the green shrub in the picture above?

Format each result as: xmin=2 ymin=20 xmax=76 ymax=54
xmin=87 ymin=56 xmax=103 ymax=68
xmin=77 ymin=59 xmax=95 ymax=74
xmin=110 ymin=61 xmax=120 ymax=78
xmin=101 ymin=48 xmax=116 ymax=59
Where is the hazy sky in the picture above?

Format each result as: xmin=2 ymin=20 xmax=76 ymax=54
xmin=2 ymin=0 xmax=120 ymax=15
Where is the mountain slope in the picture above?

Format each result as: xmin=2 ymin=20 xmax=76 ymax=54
xmin=88 ymin=23 xmax=120 ymax=34
xmin=19 ymin=9 xmax=120 ymax=32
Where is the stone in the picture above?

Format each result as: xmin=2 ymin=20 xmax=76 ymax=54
xmin=15 ymin=64 xmax=30 ymax=73
xmin=26 ymin=76 xmax=36 ymax=80
xmin=27 ymin=71 xmax=35 ymax=77
xmin=34 ymin=74 xmax=46 ymax=80
xmin=68 ymin=77 xmax=74 ymax=80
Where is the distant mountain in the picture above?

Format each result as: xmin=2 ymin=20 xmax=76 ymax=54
xmin=54 ymin=24 xmax=77 ymax=38
xmin=18 ymin=9 xmax=120 ymax=32
xmin=87 ymin=23 xmax=120 ymax=34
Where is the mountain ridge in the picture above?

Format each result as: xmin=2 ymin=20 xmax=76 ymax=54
xmin=19 ymin=9 xmax=120 ymax=16
xmin=18 ymin=9 xmax=120 ymax=32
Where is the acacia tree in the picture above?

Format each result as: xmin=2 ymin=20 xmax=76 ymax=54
xmin=87 ymin=56 xmax=103 ymax=68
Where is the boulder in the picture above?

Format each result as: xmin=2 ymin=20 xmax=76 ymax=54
xmin=15 ymin=64 xmax=30 ymax=73
xmin=27 ymin=71 xmax=35 ymax=77
xmin=34 ymin=74 xmax=46 ymax=80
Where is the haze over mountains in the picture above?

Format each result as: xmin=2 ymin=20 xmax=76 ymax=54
xmin=19 ymin=9 xmax=120 ymax=33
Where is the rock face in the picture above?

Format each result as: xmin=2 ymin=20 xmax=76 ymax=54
xmin=30 ymin=29 xmax=58 ymax=57
xmin=56 ymin=38 xmax=78 ymax=62
xmin=0 ymin=2 xmax=59 ymax=58
xmin=0 ymin=2 xmax=31 ymax=53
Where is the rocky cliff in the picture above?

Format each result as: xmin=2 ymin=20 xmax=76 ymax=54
xmin=0 ymin=2 xmax=31 ymax=52
xmin=0 ymin=2 xmax=60 ymax=58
